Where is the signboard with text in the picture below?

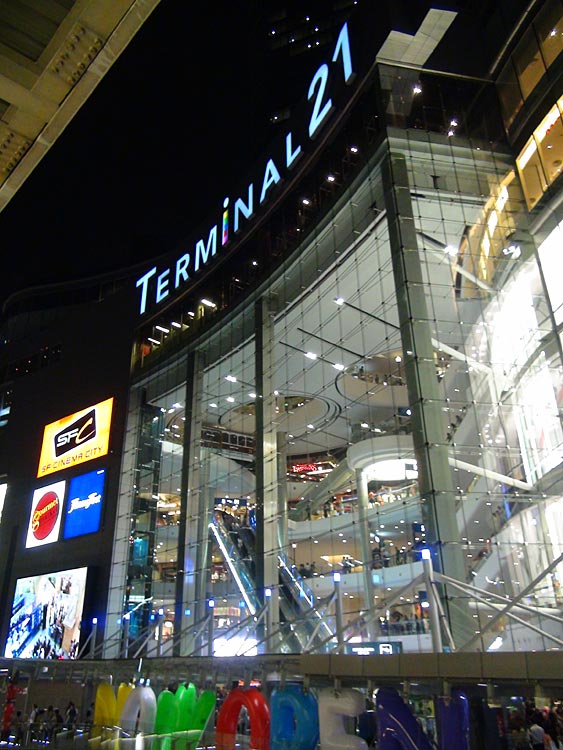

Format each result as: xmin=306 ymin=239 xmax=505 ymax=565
xmin=37 ymin=398 xmax=113 ymax=478
xmin=63 ymin=469 xmax=105 ymax=539
xmin=26 ymin=481 xmax=66 ymax=548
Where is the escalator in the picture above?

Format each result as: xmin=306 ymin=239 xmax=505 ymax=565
xmin=210 ymin=512 xmax=334 ymax=651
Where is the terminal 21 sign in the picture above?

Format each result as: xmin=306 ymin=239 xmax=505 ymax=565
xmin=37 ymin=398 xmax=114 ymax=478
xmin=135 ymin=22 xmax=356 ymax=315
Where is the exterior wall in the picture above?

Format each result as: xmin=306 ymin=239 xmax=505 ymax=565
xmin=0 ymin=287 xmax=137 ymax=656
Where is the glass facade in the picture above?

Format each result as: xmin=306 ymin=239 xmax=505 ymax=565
xmin=100 ymin=60 xmax=563 ymax=657
xmin=497 ymin=0 xmax=563 ymax=129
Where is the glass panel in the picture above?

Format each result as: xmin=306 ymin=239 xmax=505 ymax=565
xmin=496 ymin=59 xmax=523 ymax=129
xmin=513 ymin=26 xmax=546 ymax=98
xmin=538 ymin=219 xmax=563 ymax=326
xmin=534 ymin=0 xmax=563 ymax=67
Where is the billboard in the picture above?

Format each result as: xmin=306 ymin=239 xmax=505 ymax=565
xmin=26 ymin=481 xmax=66 ymax=548
xmin=63 ymin=469 xmax=105 ymax=539
xmin=4 ymin=567 xmax=88 ymax=659
xmin=0 ymin=482 xmax=6 ymax=523
xmin=37 ymin=398 xmax=114 ymax=478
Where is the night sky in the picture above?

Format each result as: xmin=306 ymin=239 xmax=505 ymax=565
xmin=0 ymin=2 xmax=280 ymax=311
xmin=0 ymin=0 xmax=517 ymax=312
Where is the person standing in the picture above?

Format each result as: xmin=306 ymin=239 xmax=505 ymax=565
xmin=528 ymin=713 xmax=546 ymax=750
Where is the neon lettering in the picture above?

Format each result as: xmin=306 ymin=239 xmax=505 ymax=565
xmin=156 ymin=269 xmax=170 ymax=304
xmin=234 ymin=185 xmax=254 ymax=233
xmin=260 ymin=159 xmax=281 ymax=204
xmin=194 ymin=225 xmax=218 ymax=272
xmin=136 ymin=266 xmax=157 ymax=315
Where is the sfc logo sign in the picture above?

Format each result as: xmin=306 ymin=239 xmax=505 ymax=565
xmin=37 ymin=398 xmax=113 ymax=478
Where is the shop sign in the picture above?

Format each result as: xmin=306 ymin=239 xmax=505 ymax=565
xmin=37 ymin=398 xmax=113 ymax=478
xmin=345 ymin=641 xmax=403 ymax=655
xmin=25 ymin=480 xmax=66 ymax=548
xmin=63 ymin=468 xmax=105 ymax=539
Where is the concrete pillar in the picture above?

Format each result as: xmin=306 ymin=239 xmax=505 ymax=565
xmin=175 ymin=350 xmax=209 ymax=656
xmin=255 ymin=298 xmax=281 ymax=650
xmin=355 ymin=468 xmax=377 ymax=640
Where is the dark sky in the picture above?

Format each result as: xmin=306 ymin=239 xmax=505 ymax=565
xmin=0 ymin=1 xmax=280 ymax=311
xmin=0 ymin=0 xmax=521 ymax=312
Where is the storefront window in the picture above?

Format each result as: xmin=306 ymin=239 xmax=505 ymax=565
xmin=535 ymin=103 xmax=563 ymax=185
xmin=533 ymin=0 xmax=563 ymax=67
xmin=514 ymin=354 xmax=563 ymax=483
xmin=517 ymin=135 xmax=548 ymax=209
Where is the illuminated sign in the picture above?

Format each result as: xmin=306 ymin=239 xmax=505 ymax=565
xmin=0 ymin=482 xmax=6 ymax=523
xmin=136 ymin=22 xmax=355 ymax=315
xmin=26 ymin=481 xmax=66 ymax=548
xmin=291 ymin=463 xmax=318 ymax=474
xmin=344 ymin=642 xmax=403 ymax=655
xmin=37 ymin=398 xmax=114 ymax=478
xmin=4 ymin=567 xmax=88 ymax=659
xmin=290 ymin=461 xmax=335 ymax=475
xmin=63 ymin=469 xmax=105 ymax=539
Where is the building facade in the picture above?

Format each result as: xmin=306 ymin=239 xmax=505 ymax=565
xmin=1 ymin=0 xmax=563 ymax=663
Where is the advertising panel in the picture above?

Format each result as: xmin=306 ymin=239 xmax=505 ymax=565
xmin=25 ymin=481 xmax=66 ymax=548
xmin=63 ymin=469 xmax=105 ymax=539
xmin=4 ymin=567 xmax=88 ymax=659
xmin=0 ymin=482 xmax=6 ymax=523
xmin=37 ymin=397 xmax=114 ymax=478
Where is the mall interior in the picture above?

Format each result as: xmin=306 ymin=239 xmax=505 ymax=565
xmin=2 ymin=0 xmax=563 ymax=748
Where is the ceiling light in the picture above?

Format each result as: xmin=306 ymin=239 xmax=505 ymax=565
xmin=226 ymin=397 xmax=235 ymax=403
xmin=305 ymin=351 xmax=317 ymax=360
xmin=307 ymin=424 xmax=314 ymax=429
xmin=147 ymin=338 xmax=160 ymax=345
xmin=302 ymin=198 xmax=311 ymax=205
xmin=201 ymin=298 xmax=216 ymax=308
xmin=155 ymin=325 xmax=169 ymax=334
xmin=249 ymin=392 xmax=257 ymax=398
xmin=350 ymin=146 xmax=358 ymax=153
xmin=209 ymin=403 xmax=218 ymax=408
xmin=171 ymin=321 xmax=182 ymax=329
xmin=333 ymin=363 xmax=345 ymax=371
xmin=225 ymin=375 xmax=237 ymax=382
xmin=334 ymin=297 xmax=345 ymax=305
xmin=413 ymin=84 xmax=422 ymax=94
xmin=327 ymin=174 xmax=336 ymax=182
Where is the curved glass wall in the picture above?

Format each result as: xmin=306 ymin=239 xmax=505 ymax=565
xmin=106 ymin=63 xmax=563 ymax=657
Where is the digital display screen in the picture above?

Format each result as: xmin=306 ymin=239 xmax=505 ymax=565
xmin=63 ymin=469 xmax=105 ymax=539
xmin=37 ymin=397 xmax=113 ymax=478
xmin=4 ymin=567 xmax=88 ymax=659
xmin=0 ymin=483 xmax=6 ymax=523
xmin=25 ymin=481 xmax=66 ymax=548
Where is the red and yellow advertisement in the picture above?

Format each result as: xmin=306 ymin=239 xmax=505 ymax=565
xmin=37 ymin=398 xmax=114 ymax=478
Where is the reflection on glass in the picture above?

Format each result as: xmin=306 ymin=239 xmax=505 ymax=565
xmin=534 ymin=0 xmax=563 ymax=67
xmin=513 ymin=27 xmax=546 ymax=99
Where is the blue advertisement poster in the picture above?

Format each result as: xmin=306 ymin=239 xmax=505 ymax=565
xmin=63 ymin=469 xmax=105 ymax=539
